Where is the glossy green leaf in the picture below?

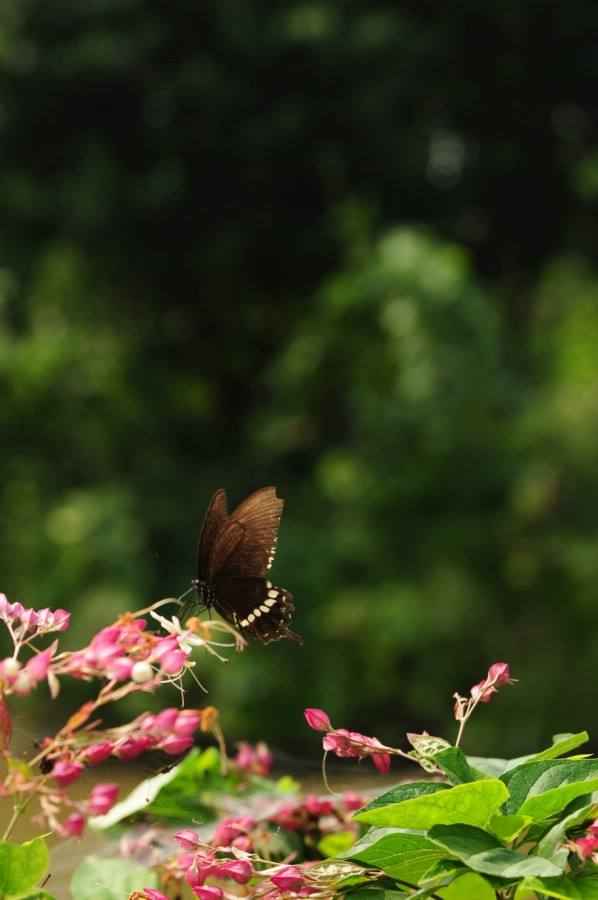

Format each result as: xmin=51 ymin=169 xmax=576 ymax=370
xmin=354 ymin=779 xmax=509 ymax=829
xmin=342 ymin=827 xmax=447 ymax=882
xmin=501 ymin=759 xmax=598 ymax=819
xmin=530 ymin=733 xmax=591 ymax=761
xmin=486 ymin=813 xmax=532 ymax=842
xmin=433 ymin=747 xmax=493 ymax=785
xmin=428 ymin=824 xmax=564 ymax=877
xmin=521 ymin=875 xmax=598 ymax=899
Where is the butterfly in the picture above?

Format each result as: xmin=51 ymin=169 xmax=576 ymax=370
xmin=190 ymin=487 xmax=302 ymax=645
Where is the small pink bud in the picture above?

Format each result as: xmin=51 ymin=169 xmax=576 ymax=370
xmin=343 ymin=790 xmax=366 ymax=811
xmin=190 ymin=888 xmax=224 ymax=900
xmin=218 ymin=859 xmax=255 ymax=884
xmin=372 ymin=752 xmax=391 ymax=774
xmin=174 ymin=709 xmax=201 ymax=735
xmin=160 ymin=734 xmax=194 ymax=755
xmin=304 ymin=708 xmax=332 ymax=731
xmin=25 ymin=648 xmax=52 ymax=681
xmin=174 ymin=829 xmax=200 ymax=850
xmin=88 ymin=782 xmax=119 ymax=816
xmin=81 ymin=742 xmax=113 ymax=766
xmin=60 ymin=812 xmax=86 ymax=837
xmin=52 ymin=759 xmax=84 ymax=787
xmin=270 ymin=865 xmax=304 ymax=892
xmin=115 ymin=736 xmax=149 ymax=760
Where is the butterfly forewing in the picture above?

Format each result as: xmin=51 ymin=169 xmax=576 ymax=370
xmin=197 ymin=489 xmax=230 ymax=579
xmin=206 ymin=486 xmax=284 ymax=581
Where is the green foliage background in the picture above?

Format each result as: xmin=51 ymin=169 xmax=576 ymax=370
xmin=1 ymin=0 xmax=598 ymax=760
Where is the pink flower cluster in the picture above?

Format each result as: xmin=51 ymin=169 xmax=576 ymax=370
xmin=171 ymin=827 xmax=349 ymax=900
xmin=57 ymin=614 xmax=187 ymax=683
xmin=571 ymin=820 xmax=598 ymax=863
xmin=304 ymin=708 xmax=393 ymax=774
xmin=234 ymin=740 xmax=272 ymax=777
xmin=42 ymin=707 xmax=204 ymax=782
xmin=452 ymin=663 xmax=517 ymax=745
xmin=0 ymin=595 xmax=70 ymax=638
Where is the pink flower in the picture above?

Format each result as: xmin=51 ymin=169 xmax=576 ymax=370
xmin=304 ymin=794 xmax=334 ymax=817
xmin=217 ymin=859 xmax=255 ymax=884
xmin=343 ymin=790 xmax=366 ymax=811
xmin=88 ymin=783 xmax=119 ymax=816
xmin=60 ymin=812 xmax=86 ymax=837
xmin=211 ymin=815 xmax=254 ymax=847
xmin=26 ymin=648 xmax=52 ymax=681
xmin=174 ymin=829 xmax=200 ymax=850
xmin=174 ymin=709 xmax=202 ymax=735
xmin=471 ymin=663 xmax=517 ymax=703
xmin=114 ymin=735 xmax=150 ymax=760
xmin=487 ymin=662 xmax=517 ymax=687
xmin=304 ymin=709 xmax=332 ymax=731
xmin=139 ymin=891 xmax=171 ymax=900
xmin=270 ymin=865 xmax=305 ymax=892
xmin=52 ymin=759 xmax=84 ymax=787
xmin=323 ymin=728 xmax=391 ymax=773
xmin=189 ymin=888 xmax=224 ymax=900
xmin=160 ymin=733 xmax=194 ymax=755
xmin=81 ymin=742 xmax=113 ymax=766
xmin=575 ymin=835 xmax=598 ymax=859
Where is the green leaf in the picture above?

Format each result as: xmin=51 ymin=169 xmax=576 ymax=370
xmin=467 ymin=735 xmax=591 ymax=780
xmin=342 ymin=827 xmax=448 ymax=882
xmin=418 ymin=858 xmax=468 ymax=887
xmin=535 ymin=795 xmax=598 ymax=860
xmin=530 ymin=734 xmax=591 ymax=762
xmin=355 ymin=782 xmax=449 ymax=818
xmin=486 ymin=813 xmax=532 ymax=842
xmin=501 ymin=759 xmax=598 ymax=820
xmin=342 ymin=885 xmax=411 ymax=900
xmin=440 ymin=871 xmax=500 ymax=900
xmin=428 ymin=824 xmax=564 ymax=877
xmin=8 ymin=892 xmax=55 ymax=900
xmin=521 ymin=875 xmax=598 ymax=899
xmin=70 ymin=857 xmax=158 ymax=899
xmin=433 ymin=748 xmax=493 ymax=785
xmin=0 ymin=838 xmax=49 ymax=896
xmin=354 ymin=780 xmax=509 ymax=829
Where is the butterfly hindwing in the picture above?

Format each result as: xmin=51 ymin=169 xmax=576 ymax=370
xmin=213 ymin=575 xmax=301 ymax=645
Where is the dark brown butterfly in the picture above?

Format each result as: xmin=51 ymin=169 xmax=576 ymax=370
xmin=191 ymin=487 xmax=302 ymax=645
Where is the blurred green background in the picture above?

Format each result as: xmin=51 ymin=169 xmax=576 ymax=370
xmin=1 ymin=0 xmax=598 ymax=765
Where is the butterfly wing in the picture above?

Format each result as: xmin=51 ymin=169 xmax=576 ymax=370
xmin=212 ymin=575 xmax=302 ymax=645
xmin=206 ymin=486 xmax=284 ymax=581
xmin=197 ymin=489 xmax=230 ymax=581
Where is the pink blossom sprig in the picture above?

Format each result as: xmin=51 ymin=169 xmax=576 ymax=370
xmin=304 ymin=708 xmax=406 ymax=775
xmin=167 ymin=831 xmax=374 ymax=900
xmin=453 ymin=663 xmax=517 ymax=746
xmin=306 ymin=663 xmax=517 ymax=777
